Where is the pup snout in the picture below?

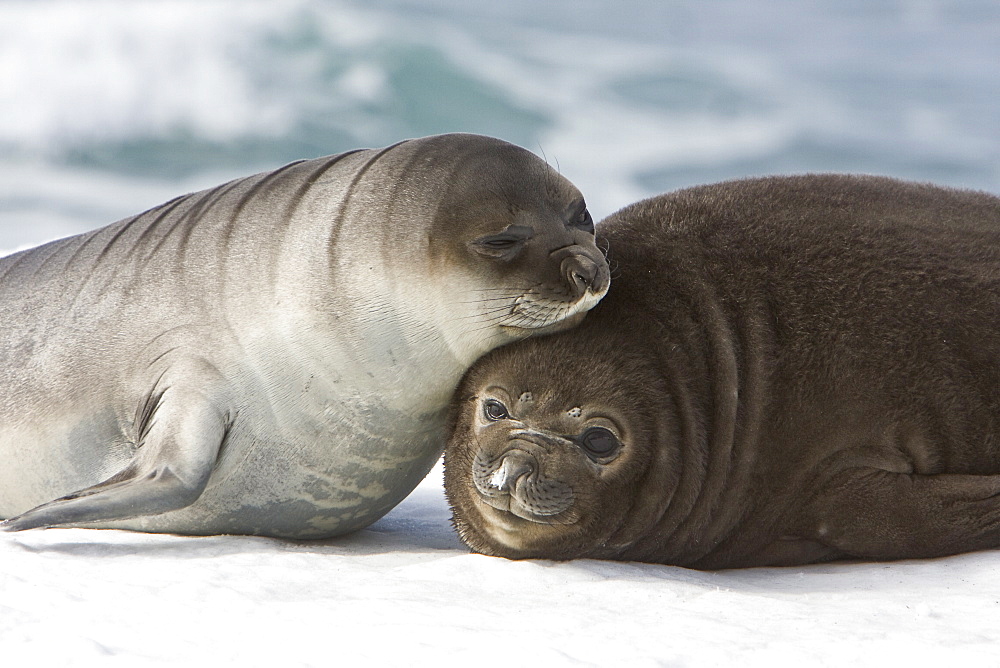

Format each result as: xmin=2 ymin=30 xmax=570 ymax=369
xmin=489 ymin=453 xmax=535 ymax=492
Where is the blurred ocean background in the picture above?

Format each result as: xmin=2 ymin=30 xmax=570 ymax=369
xmin=1 ymin=0 xmax=998 ymax=255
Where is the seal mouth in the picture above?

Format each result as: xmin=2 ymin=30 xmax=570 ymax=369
xmin=472 ymin=450 xmax=577 ymax=524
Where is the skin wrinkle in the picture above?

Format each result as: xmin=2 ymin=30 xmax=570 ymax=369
xmin=145 ymin=183 xmax=226 ymax=262
xmin=139 ymin=187 xmax=225 ymax=263
xmin=92 ymin=196 xmax=184 ymax=265
xmin=325 ymin=141 xmax=409 ymax=262
xmin=0 ymin=246 xmax=30 ymax=282
xmin=213 ymin=159 xmax=309 ymax=270
xmin=120 ymin=195 xmax=190 ymax=258
xmin=30 ymin=234 xmax=82 ymax=278
xmin=172 ymin=177 xmax=253 ymax=268
xmin=262 ymin=150 xmax=366 ymax=291
xmin=651 ymin=255 xmax=747 ymax=563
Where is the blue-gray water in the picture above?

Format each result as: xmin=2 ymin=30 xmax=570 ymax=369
xmin=1 ymin=0 xmax=998 ymax=253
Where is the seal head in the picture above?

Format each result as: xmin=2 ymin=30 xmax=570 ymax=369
xmin=445 ymin=313 xmax=673 ymax=560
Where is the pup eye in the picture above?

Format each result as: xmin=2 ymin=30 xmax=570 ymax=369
xmin=579 ymin=427 xmax=620 ymax=459
xmin=483 ymin=399 xmax=510 ymax=421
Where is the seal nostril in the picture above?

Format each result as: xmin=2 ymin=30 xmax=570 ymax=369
xmin=562 ymin=256 xmax=600 ymax=298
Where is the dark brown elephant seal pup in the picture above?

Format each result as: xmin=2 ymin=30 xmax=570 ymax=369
xmin=444 ymin=174 xmax=1000 ymax=569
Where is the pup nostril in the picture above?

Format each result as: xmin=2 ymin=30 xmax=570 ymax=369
xmin=490 ymin=456 xmax=534 ymax=491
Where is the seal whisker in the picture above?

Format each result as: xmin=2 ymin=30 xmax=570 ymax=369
xmin=458 ymin=295 xmax=523 ymax=306
xmin=464 ymin=302 xmax=518 ymax=315
xmin=458 ymin=308 xmax=518 ymax=323
xmin=461 ymin=293 xmax=522 ymax=300
xmin=473 ymin=284 xmax=545 ymax=293
xmin=471 ymin=296 xmax=579 ymax=328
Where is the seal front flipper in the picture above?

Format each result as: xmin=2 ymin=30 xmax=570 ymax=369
xmin=1 ymin=377 xmax=232 ymax=532
xmin=803 ymin=467 xmax=1000 ymax=560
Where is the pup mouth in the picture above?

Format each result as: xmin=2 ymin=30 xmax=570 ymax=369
xmin=472 ymin=450 xmax=576 ymax=523
xmin=476 ymin=452 xmax=534 ymax=494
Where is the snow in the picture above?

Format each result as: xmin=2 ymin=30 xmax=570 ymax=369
xmin=4 ymin=462 xmax=1000 ymax=666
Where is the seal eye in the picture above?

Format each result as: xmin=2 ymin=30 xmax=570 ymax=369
xmin=483 ymin=399 xmax=510 ymax=421
xmin=579 ymin=427 xmax=620 ymax=460
xmin=572 ymin=207 xmax=595 ymax=234
xmin=480 ymin=237 xmax=520 ymax=250
xmin=471 ymin=225 xmax=534 ymax=259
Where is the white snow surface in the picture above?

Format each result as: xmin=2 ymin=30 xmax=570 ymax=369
xmin=4 ymin=462 xmax=1000 ymax=666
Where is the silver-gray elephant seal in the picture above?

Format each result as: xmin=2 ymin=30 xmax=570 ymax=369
xmin=445 ymin=174 xmax=1000 ymax=569
xmin=0 ymin=133 xmax=610 ymax=538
